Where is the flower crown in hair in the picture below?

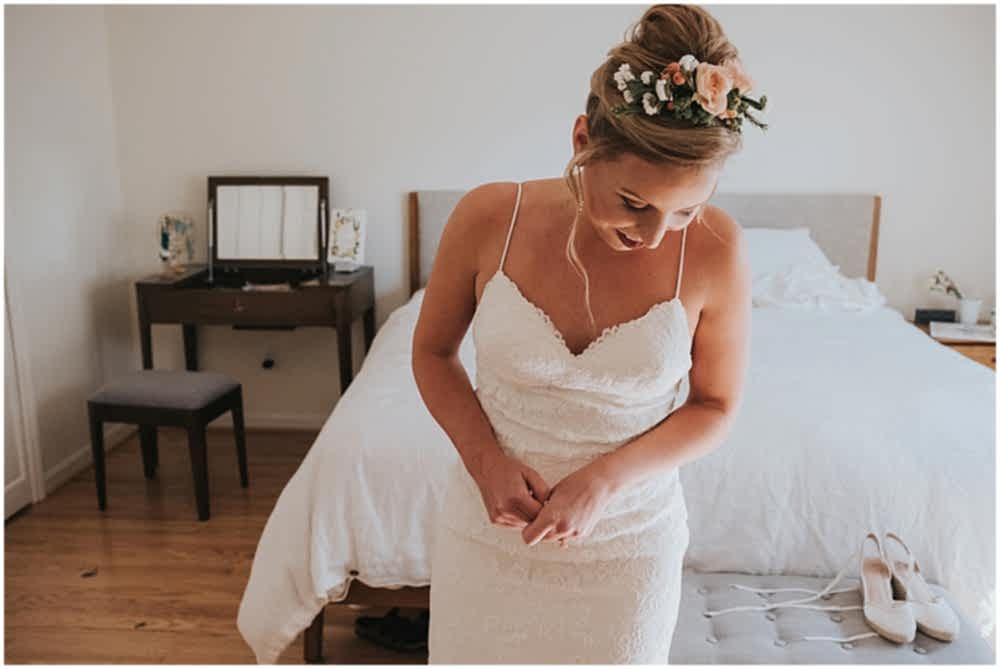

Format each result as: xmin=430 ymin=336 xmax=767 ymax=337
xmin=611 ymin=55 xmax=768 ymax=133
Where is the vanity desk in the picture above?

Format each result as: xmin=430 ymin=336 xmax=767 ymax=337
xmin=135 ymin=264 xmax=376 ymax=394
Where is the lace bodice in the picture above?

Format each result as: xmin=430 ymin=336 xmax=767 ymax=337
xmin=473 ymin=265 xmax=692 ymax=448
xmin=473 ymin=180 xmax=693 ymax=446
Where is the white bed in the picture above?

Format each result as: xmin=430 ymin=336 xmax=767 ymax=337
xmin=237 ymin=192 xmax=995 ymax=664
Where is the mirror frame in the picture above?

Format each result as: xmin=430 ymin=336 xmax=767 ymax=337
xmin=207 ymin=175 xmax=330 ymax=273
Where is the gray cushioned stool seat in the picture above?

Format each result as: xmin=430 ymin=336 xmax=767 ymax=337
xmin=670 ymin=569 xmax=994 ymax=664
xmin=89 ymin=370 xmax=240 ymax=410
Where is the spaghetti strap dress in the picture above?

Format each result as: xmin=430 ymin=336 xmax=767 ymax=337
xmin=427 ymin=181 xmax=694 ymax=663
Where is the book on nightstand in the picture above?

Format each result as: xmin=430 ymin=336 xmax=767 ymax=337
xmin=929 ymin=321 xmax=996 ymax=344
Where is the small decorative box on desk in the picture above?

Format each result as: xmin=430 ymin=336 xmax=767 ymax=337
xmin=135 ymin=264 xmax=376 ymax=393
xmin=913 ymin=321 xmax=995 ymax=371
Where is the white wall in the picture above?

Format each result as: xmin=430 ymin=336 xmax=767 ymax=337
xmin=100 ymin=3 xmax=995 ymax=425
xmin=5 ymin=5 xmax=134 ymax=493
xmin=710 ymin=3 xmax=995 ymax=317
xmin=8 ymin=5 xmax=995 ymax=453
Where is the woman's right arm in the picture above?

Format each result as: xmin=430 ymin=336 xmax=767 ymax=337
xmin=411 ymin=183 xmax=550 ymax=529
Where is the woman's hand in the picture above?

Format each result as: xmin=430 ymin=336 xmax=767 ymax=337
xmin=521 ymin=460 xmax=617 ymax=546
xmin=469 ymin=447 xmax=552 ymax=530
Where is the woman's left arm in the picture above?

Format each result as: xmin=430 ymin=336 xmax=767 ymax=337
xmin=596 ymin=212 xmax=752 ymax=496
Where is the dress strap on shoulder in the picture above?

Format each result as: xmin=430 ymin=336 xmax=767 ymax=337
xmin=498 ymin=182 xmax=523 ymax=273
xmin=674 ymin=224 xmax=688 ymax=300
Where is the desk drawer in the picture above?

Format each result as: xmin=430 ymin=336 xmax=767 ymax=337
xmin=145 ymin=289 xmax=337 ymax=326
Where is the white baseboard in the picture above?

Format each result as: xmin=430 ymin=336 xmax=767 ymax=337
xmin=44 ymin=423 xmax=136 ymax=494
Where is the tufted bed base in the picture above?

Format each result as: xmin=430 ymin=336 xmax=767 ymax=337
xmin=303 ymin=569 xmax=993 ymax=663
xmin=673 ymin=571 xmax=993 ymax=664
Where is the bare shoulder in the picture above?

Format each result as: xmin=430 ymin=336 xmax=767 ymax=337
xmin=694 ymin=204 xmax=751 ymax=304
xmin=693 ymin=204 xmax=745 ymax=270
xmin=699 ymin=204 xmax=743 ymax=248
xmin=441 ymin=181 xmax=519 ymax=272
xmin=413 ymin=181 xmax=518 ymax=357
xmin=450 ymin=181 xmax=513 ymax=223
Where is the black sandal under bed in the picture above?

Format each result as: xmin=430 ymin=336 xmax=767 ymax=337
xmin=354 ymin=607 xmax=429 ymax=652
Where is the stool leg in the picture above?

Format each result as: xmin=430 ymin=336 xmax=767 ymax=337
xmin=139 ymin=425 xmax=158 ymax=479
xmin=186 ymin=424 xmax=211 ymax=521
xmin=88 ymin=407 xmax=107 ymax=511
xmin=231 ymin=391 xmax=248 ymax=488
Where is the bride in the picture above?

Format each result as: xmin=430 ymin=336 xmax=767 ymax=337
xmin=411 ymin=3 xmax=761 ymax=663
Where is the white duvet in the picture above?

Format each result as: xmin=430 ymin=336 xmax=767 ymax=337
xmin=237 ymin=289 xmax=995 ymax=663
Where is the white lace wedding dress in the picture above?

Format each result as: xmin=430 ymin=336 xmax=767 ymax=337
xmin=428 ymin=182 xmax=694 ymax=663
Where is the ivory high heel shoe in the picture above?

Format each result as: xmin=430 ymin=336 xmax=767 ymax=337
xmin=883 ymin=531 xmax=960 ymax=642
xmin=859 ymin=531 xmax=917 ymax=643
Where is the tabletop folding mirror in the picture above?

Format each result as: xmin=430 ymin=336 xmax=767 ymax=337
xmin=207 ymin=176 xmax=330 ymax=283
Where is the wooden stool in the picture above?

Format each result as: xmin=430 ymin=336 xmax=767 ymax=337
xmin=87 ymin=370 xmax=248 ymax=521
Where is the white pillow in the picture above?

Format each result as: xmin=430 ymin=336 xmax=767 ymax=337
xmin=743 ymin=227 xmax=835 ymax=278
xmin=744 ymin=227 xmax=885 ymax=311
xmin=752 ymin=263 xmax=887 ymax=312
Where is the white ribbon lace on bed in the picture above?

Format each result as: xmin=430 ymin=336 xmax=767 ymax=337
xmin=702 ymin=540 xmax=880 ymax=644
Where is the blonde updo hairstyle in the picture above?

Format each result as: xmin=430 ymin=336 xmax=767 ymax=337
xmin=564 ymin=4 xmax=744 ymax=336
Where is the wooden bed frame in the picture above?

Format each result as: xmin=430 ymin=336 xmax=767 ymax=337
xmin=303 ymin=187 xmax=883 ymax=663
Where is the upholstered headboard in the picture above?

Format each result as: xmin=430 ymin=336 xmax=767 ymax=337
xmin=407 ymin=190 xmax=881 ymax=297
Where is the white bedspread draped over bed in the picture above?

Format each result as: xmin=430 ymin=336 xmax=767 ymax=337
xmin=237 ymin=289 xmax=995 ymax=664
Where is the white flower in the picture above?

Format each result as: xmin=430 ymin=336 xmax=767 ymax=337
xmin=613 ymin=63 xmax=635 ymax=91
xmin=928 ymin=269 xmax=963 ymax=298
xmin=679 ymin=54 xmax=700 ymax=72
xmin=640 ymin=69 xmax=655 ymax=85
xmin=623 ymin=89 xmax=635 ymax=103
xmin=613 ymin=64 xmax=635 ymax=91
xmin=655 ymin=78 xmax=672 ymax=101
xmin=642 ymin=92 xmax=662 ymax=115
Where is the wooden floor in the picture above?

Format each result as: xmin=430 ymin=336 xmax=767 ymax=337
xmin=5 ymin=427 xmax=427 ymax=664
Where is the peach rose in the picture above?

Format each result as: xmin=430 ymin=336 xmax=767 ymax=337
xmin=721 ymin=57 xmax=754 ymax=94
xmin=694 ymin=62 xmax=733 ymax=116
xmin=672 ymin=71 xmax=686 ymax=86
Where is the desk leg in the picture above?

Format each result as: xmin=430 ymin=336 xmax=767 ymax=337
xmin=363 ymin=305 xmax=375 ymax=353
xmin=336 ymin=317 xmax=353 ymax=393
xmin=140 ymin=316 xmax=153 ymax=370
xmin=183 ymin=324 xmax=198 ymax=371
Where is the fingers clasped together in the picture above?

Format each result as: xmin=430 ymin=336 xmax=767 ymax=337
xmin=519 ymin=465 xmax=612 ymax=548
xmin=472 ymin=448 xmax=618 ymax=549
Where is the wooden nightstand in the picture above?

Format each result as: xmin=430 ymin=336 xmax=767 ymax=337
xmin=914 ymin=322 xmax=996 ymax=371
